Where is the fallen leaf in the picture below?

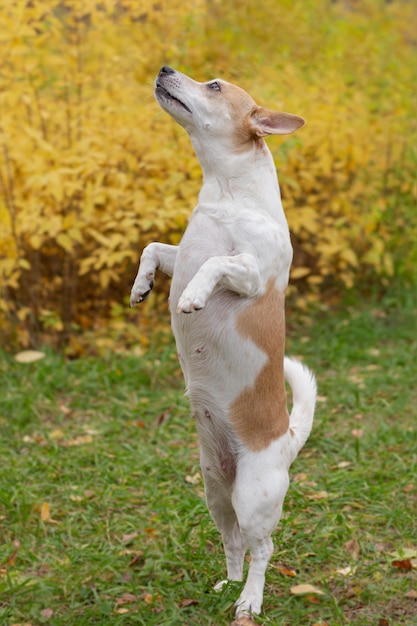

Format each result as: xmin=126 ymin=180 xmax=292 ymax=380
xmin=185 ymin=473 xmax=201 ymax=485
xmin=344 ymin=539 xmax=360 ymax=559
xmin=14 ymin=350 xmax=45 ymax=363
xmin=143 ymin=593 xmax=153 ymax=604
xmin=49 ymin=429 xmax=65 ymax=440
xmin=128 ymin=552 xmax=144 ymax=567
xmin=122 ymin=531 xmax=139 ymax=544
xmin=115 ymin=608 xmax=129 ymax=614
xmin=392 ymin=558 xmax=413 ymax=571
xmin=41 ymin=503 xmax=51 ymax=522
xmin=404 ymin=590 xmax=417 ymax=599
xmin=278 ymin=565 xmax=297 ymax=577
xmin=39 ymin=503 xmax=58 ymax=524
xmin=155 ymin=411 xmax=170 ymax=426
xmin=178 ymin=598 xmax=199 ymax=607
xmin=351 ymin=429 xmax=364 ymax=438
xmin=65 ymin=434 xmax=93 ymax=446
xmin=6 ymin=540 xmax=20 ymax=566
xmin=348 ymin=371 xmax=364 ymax=386
xmin=377 ymin=619 xmax=389 ymax=626
xmin=305 ymin=595 xmax=322 ymax=603
xmin=307 ymin=490 xmax=329 ymax=500
xmin=293 ymin=472 xmax=308 ymax=482
xmin=403 ymin=484 xmax=414 ymax=493
xmin=337 ymin=461 xmax=352 ymax=469
xmin=115 ymin=592 xmax=137 ymax=606
xmin=336 ymin=566 xmax=353 ymax=576
xmin=390 ymin=548 xmax=417 ymax=560
xmin=290 ymin=583 xmax=325 ymax=596
xmin=40 ymin=608 xmax=53 ymax=619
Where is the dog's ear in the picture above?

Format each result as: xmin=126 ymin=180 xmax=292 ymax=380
xmin=249 ymin=106 xmax=305 ymax=137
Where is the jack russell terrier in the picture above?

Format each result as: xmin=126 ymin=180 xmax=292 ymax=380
xmin=131 ymin=66 xmax=316 ymax=622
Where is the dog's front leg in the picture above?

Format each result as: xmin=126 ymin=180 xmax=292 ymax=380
xmin=130 ymin=242 xmax=177 ymax=306
xmin=177 ymin=253 xmax=262 ymax=313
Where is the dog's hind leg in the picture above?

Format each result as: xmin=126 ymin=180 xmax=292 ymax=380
xmin=201 ymin=465 xmax=246 ymax=586
xmin=231 ymin=450 xmax=290 ymax=617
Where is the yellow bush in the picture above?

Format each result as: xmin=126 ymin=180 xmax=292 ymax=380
xmin=0 ymin=0 xmax=416 ymax=348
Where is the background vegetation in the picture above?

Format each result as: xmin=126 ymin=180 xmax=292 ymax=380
xmin=0 ymin=0 xmax=416 ymax=350
xmin=1 ymin=3 xmax=416 ymax=625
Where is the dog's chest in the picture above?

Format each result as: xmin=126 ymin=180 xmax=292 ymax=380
xmin=170 ymin=207 xmax=291 ymax=300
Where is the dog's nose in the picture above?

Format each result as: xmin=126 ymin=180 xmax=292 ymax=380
xmin=159 ymin=66 xmax=175 ymax=76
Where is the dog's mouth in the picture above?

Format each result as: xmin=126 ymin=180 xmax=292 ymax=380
xmin=155 ymin=83 xmax=192 ymax=114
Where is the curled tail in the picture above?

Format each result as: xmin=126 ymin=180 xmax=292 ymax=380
xmin=284 ymin=356 xmax=317 ymax=456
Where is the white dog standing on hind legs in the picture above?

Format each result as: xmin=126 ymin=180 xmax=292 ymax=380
xmin=131 ymin=66 xmax=317 ymax=623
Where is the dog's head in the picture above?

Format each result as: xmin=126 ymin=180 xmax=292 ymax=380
xmin=154 ymin=66 xmax=305 ymax=152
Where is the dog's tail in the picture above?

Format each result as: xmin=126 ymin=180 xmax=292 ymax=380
xmin=284 ymin=356 xmax=317 ymax=456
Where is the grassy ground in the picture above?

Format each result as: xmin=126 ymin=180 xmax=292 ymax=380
xmin=0 ymin=293 xmax=416 ymax=625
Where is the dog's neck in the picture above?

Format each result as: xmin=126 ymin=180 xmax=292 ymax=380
xmin=189 ymin=134 xmax=285 ymax=222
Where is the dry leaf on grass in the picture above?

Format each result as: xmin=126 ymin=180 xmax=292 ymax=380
xmin=278 ymin=564 xmax=297 ymax=577
xmin=184 ymin=472 xmax=201 ymax=485
xmin=64 ymin=434 xmax=93 ymax=447
xmin=14 ymin=350 xmax=45 ymax=363
xmin=115 ymin=592 xmax=137 ymax=606
xmin=40 ymin=503 xmax=51 ymax=522
xmin=392 ymin=558 xmax=413 ymax=571
xmin=344 ymin=539 xmax=360 ymax=559
xmin=337 ymin=461 xmax=352 ymax=469
xmin=121 ymin=531 xmax=139 ymax=544
xmin=290 ymin=583 xmax=325 ymax=596
xmin=336 ymin=565 xmax=353 ymax=576
xmin=390 ymin=548 xmax=417 ymax=570
xmin=39 ymin=502 xmax=58 ymax=524
xmin=307 ymin=490 xmax=329 ymax=500
xmin=178 ymin=598 xmax=199 ymax=607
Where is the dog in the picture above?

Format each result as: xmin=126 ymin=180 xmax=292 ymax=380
xmin=130 ymin=66 xmax=316 ymax=621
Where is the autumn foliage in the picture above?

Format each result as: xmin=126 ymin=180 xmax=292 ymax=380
xmin=0 ymin=0 xmax=416 ymax=349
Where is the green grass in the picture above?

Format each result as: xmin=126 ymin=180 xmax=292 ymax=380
xmin=1 ymin=293 xmax=416 ymax=625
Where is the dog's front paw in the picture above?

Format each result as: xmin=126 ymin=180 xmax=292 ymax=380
xmin=130 ymin=273 xmax=154 ymax=307
xmin=176 ymin=286 xmax=206 ymax=314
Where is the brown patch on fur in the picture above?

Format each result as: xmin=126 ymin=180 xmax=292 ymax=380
xmin=219 ymin=83 xmax=263 ymax=151
xmin=230 ymin=280 xmax=289 ymax=451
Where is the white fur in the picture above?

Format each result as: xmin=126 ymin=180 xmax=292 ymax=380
xmin=130 ymin=67 xmax=316 ymax=620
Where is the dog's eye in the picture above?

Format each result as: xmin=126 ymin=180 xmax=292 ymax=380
xmin=208 ymin=81 xmax=221 ymax=92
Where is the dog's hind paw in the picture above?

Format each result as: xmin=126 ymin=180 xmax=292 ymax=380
xmin=230 ymin=617 xmax=256 ymax=626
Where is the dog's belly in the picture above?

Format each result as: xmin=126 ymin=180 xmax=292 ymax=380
xmin=171 ymin=282 xmax=288 ymax=453
xmin=169 ymin=209 xmax=290 ymax=453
